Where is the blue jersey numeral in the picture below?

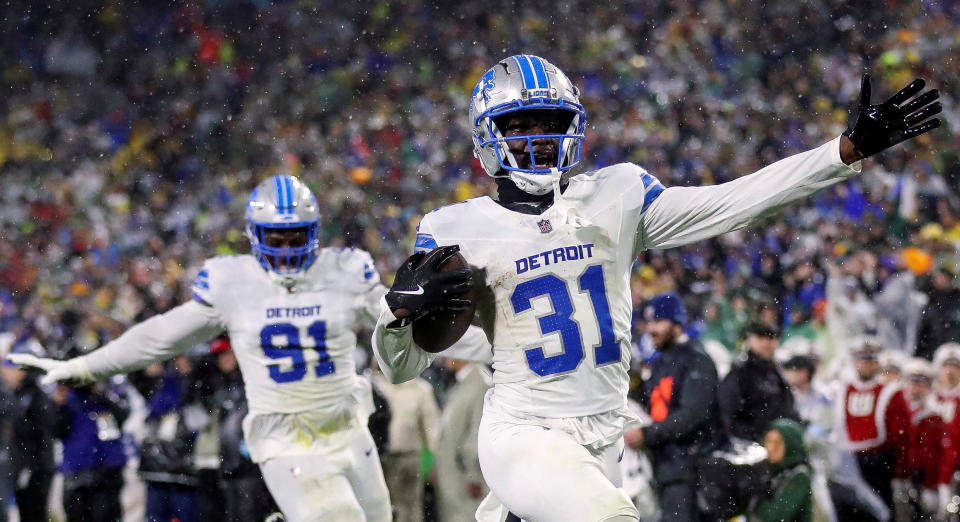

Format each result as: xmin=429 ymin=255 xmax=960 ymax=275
xmin=511 ymin=264 xmax=619 ymax=376
xmin=259 ymin=321 xmax=333 ymax=383
xmin=580 ymin=264 xmax=620 ymax=366
xmin=512 ymin=275 xmax=584 ymax=375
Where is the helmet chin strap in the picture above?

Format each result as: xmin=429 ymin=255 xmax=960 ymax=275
xmin=507 ymin=167 xmax=563 ymax=196
xmin=550 ymin=167 xmax=562 ymax=201
xmin=268 ymin=270 xmax=305 ymax=291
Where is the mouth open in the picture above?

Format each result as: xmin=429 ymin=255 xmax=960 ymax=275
xmin=534 ymin=155 xmax=556 ymax=170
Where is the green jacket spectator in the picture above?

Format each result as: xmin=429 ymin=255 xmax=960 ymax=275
xmin=751 ymin=419 xmax=812 ymax=522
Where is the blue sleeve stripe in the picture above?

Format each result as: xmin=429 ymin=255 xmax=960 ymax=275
xmin=529 ymin=55 xmax=549 ymax=89
xmin=193 ymin=293 xmax=212 ymax=306
xmin=197 ymin=269 xmax=208 ymax=279
xmin=194 ymin=280 xmax=209 ymax=290
xmin=414 ymin=233 xmax=438 ymax=252
xmin=640 ymin=173 xmax=665 ymax=213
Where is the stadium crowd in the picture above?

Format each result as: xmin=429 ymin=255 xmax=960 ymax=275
xmin=1 ymin=0 xmax=960 ymax=520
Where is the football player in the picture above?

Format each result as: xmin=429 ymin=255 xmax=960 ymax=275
xmin=9 ymin=175 xmax=487 ymax=522
xmin=372 ymin=55 xmax=941 ymax=521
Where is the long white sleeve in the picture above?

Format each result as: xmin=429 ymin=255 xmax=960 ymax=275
xmin=356 ymin=282 xmax=389 ymax=329
xmin=372 ymin=297 xmax=434 ymax=383
xmin=81 ymin=300 xmax=226 ymax=379
xmin=371 ymin=297 xmax=493 ymax=384
xmin=638 ymin=136 xmax=861 ymax=250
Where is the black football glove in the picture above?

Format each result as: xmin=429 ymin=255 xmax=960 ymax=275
xmin=385 ymin=244 xmax=473 ymax=323
xmin=843 ymin=73 xmax=942 ymax=159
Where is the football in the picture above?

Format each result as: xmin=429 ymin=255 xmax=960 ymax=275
xmin=412 ymin=249 xmax=478 ymax=353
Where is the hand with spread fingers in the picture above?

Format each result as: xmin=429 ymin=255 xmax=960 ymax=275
xmin=7 ymin=353 xmax=93 ymax=386
xmin=385 ymin=244 xmax=474 ymax=322
xmin=843 ymin=73 xmax=942 ymax=160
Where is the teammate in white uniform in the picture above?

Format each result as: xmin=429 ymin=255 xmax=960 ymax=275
xmin=12 ymin=176 xmax=396 ymax=521
xmin=372 ymin=55 xmax=942 ymax=521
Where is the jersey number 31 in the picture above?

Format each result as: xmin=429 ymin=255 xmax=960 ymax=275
xmin=512 ymin=264 xmax=619 ymax=376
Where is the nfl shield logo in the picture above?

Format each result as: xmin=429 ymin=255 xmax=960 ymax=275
xmin=537 ymin=219 xmax=552 ymax=234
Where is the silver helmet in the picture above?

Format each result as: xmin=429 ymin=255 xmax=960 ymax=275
xmin=469 ymin=55 xmax=586 ymax=195
xmin=245 ymin=175 xmax=321 ymax=285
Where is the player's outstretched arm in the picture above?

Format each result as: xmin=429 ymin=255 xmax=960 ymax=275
xmin=9 ymin=300 xmax=226 ymax=385
xmin=638 ymin=76 xmax=941 ymax=251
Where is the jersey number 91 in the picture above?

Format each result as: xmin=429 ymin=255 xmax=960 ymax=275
xmin=259 ymin=321 xmax=333 ymax=383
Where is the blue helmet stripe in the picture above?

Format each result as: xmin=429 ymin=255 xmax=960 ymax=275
xmin=512 ymin=55 xmax=536 ymax=90
xmin=529 ymin=56 xmax=549 ymax=89
xmin=274 ymin=177 xmax=286 ymax=214
xmin=520 ymin=55 xmax=540 ymax=88
xmin=283 ymin=176 xmax=294 ymax=213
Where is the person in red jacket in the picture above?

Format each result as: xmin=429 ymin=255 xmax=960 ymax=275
xmin=933 ymin=343 xmax=960 ymax=438
xmin=932 ymin=343 xmax=960 ymax=511
xmin=903 ymin=358 xmax=953 ymax=519
xmin=835 ymin=339 xmax=911 ymax=511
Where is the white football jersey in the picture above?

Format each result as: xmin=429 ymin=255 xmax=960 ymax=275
xmin=415 ymin=164 xmax=659 ymax=417
xmin=377 ymin=137 xmax=859 ymax=420
xmin=192 ymin=248 xmax=384 ymax=416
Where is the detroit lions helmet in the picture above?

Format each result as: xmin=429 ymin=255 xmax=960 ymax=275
xmin=470 ymin=55 xmax=586 ymax=195
xmin=245 ymin=175 xmax=321 ymax=286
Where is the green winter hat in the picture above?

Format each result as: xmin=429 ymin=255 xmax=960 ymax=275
xmin=769 ymin=418 xmax=807 ymax=469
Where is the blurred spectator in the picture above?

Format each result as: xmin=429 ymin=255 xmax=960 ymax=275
xmin=901 ymin=358 xmax=952 ymax=521
xmin=129 ymin=357 xmax=205 ymax=522
xmin=825 ymin=268 xmax=876 ymax=365
xmin=434 ymin=359 xmax=491 ymax=522
xmin=719 ymin=322 xmax=799 ymax=443
xmin=782 ymin=354 xmax=834 ymax=451
xmin=749 ymin=419 xmax=813 ymax=522
xmin=212 ymin=343 xmax=278 ymax=522
xmin=932 ymin=342 xmax=960 ymax=438
xmin=916 ymin=269 xmax=960 ymax=360
xmin=190 ymin=350 xmax=225 ymax=521
xmin=878 ymin=349 xmax=907 ymax=385
xmin=780 ymin=354 xmax=838 ymax=522
xmin=833 ymin=340 xmax=911 ymax=517
xmin=872 ymin=258 xmax=924 ymax=354
xmin=783 ymin=355 xmax=832 ymax=436
xmin=625 ymin=292 xmax=721 ymax=522
xmin=931 ymin=343 xmax=960 ymax=519
xmin=0 ymin=354 xmax=56 ymax=522
xmin=55 ymin=381 xmax=129 ymax=522
xmin=373 ymin=368 xmax=440 ymax=522
xmin=367 ymin=371 xmax=393 ymax=460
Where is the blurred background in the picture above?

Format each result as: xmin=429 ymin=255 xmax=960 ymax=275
xmin=0 ymin=0 xmax=959 ymax=521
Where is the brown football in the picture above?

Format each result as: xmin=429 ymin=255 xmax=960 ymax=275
xmin=411 ymin=249 xmax=478 ymax=353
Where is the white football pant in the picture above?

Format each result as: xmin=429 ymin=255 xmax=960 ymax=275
xmin=259 ymin=424 xmax=391 ymax=522
xmin=477 ymin=413 xmax=640 ymax=521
